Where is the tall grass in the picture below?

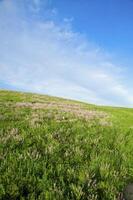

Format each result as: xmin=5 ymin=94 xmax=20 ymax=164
xmin=0 ymin=90 xmax=133 ymax=199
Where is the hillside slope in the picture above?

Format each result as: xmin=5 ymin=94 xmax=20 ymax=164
xmin=0 ymin=90 xmax=133 ymax=200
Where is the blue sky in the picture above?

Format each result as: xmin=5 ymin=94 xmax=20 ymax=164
xmin=0 ymin=0 xmax=133 ymax=106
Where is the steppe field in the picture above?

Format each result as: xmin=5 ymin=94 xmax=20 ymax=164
xmin=1 ymin=90 xmax=133 ymax=200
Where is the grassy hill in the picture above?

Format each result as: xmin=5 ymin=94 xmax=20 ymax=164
xmin=0 ymin=90 xmax=133 ymax=200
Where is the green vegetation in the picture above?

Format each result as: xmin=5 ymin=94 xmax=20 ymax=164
xmin=0 ymin=90 xmax=133 ymax=200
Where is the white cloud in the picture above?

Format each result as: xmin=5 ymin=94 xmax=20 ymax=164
xmin=0 ymin=0 xmax=133 ymax=107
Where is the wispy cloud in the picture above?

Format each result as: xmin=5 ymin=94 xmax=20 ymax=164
xmin=0 ymin=0 xmax=133 ymax=107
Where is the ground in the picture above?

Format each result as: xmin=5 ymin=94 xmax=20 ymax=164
xmin=0 ymin=90 xmax=133 ymax=200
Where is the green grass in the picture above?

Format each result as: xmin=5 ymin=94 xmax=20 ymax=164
xmin=0 ymin=89 xmax=133 ymax=200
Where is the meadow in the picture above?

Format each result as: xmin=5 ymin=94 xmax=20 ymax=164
xmin=0 ymin=90 xmax=133 ymax=200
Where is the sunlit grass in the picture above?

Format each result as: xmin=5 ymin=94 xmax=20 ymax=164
xmin=0 ymin=90 xmax=133 ymax=199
